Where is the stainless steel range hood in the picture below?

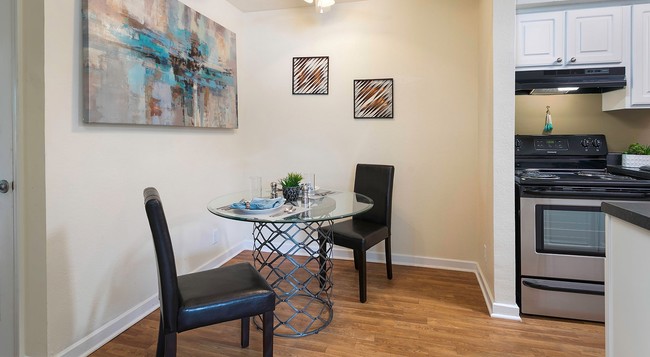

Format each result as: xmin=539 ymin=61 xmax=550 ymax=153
xmin=515 ymin=67 xmax=626 ymax=95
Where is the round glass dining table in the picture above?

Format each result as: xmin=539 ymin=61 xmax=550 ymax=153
xmin=207 ymin=190 xmax=373 ymax=337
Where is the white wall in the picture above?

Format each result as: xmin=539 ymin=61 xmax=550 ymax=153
xmin=29 ymin=0 xmax=519 ymax=355
xmin=490 ymin=0 xmax=518 ymax=318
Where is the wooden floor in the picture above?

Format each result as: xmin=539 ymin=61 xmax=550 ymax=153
xmin=91 ymin=251 xmax=604 ymax=356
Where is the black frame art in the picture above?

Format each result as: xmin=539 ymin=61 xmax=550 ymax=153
xmin=353 ymin=78 xmax=394 ymax=119
xmin=292 ymin=56 xmax=329 ymax=95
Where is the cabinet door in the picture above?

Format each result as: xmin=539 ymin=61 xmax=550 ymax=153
xmin=516 ymin=12 xmax=564 ymax=67
xmin=632 ymin=4 xmax=650 ymax=105
xmin=566 ymin=7 xmax=624 ymax=66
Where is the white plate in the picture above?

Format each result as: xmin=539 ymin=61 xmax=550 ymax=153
xmin=233 ymin=205 xmax=286 ymax=215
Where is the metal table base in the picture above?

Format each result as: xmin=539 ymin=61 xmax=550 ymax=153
xmin=252 ymin=220 xmax=334 ymax=337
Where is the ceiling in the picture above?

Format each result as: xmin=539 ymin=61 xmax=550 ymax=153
xmin=225 ymin=0 xmax=365 ymax=12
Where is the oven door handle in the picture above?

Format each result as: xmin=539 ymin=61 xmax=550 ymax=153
xmin=522 ymin=278 xmax=604 ymax=296
xmin=521 ymin=187 xmax=650 ymax=199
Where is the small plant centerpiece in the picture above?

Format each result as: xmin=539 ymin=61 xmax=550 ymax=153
xmin=622 ymin=143 xmax=650 ymax=168
xmin=280 ymin=172 xmax=303 ymax=201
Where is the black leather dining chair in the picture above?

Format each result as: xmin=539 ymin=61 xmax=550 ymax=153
xmin=323 ymin=164 xmax=395 ymax=303
xmin=143 ymin=187 xmax=275 ymax=357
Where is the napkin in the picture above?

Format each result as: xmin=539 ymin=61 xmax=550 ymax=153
xmin=230 ymin=197 xmax=285 ymax=210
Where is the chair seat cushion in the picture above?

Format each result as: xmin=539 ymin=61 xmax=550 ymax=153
xmin=326 ymin=219 xmax=389 ymax=251
xmin=176 ymin=262 xmax=275 ymax=332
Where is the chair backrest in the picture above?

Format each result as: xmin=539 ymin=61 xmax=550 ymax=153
xmin=352 ymin=164 xmax=395 ymax=229
xmin=144 ymin=187 xmax=179 ymax=333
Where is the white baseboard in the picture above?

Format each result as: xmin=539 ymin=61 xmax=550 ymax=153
xmin=332 ymin=247 xmax=521 ymax=321
xmin=67 ymin=242 xmax=520 ymax=356
xmin=56 ymin=295 xmax=159 ymax=357
xmin=58 ymin=242 xmax=249 ymax=357
xmin=491 ymin=303 xmax=522 ymax=320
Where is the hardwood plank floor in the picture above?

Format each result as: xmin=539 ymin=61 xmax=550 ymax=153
xmin=91 ymin=251 xmax=604 ymax=356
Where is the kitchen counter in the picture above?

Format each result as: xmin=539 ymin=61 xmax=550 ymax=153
xmin=601 ymin=201 xmax=650 ymax=231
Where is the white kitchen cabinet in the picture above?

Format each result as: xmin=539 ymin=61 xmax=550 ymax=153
xmin=566 ymin=7 xmax=624 ymax=66
xmin=516 ymin=6 xmax=626 ymax=69
xmin=631 ymin=4 xmax=650 ymax=105
xmin=602 ymin=4 xmax=650 ymax=110
xmin=604 ymin=213 xmax=650 ymax=357
xmin=516 ymin=12 xmax=564 ymax=67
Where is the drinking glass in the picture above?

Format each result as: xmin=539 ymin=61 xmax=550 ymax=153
xmin=303 ymin=173 xmax=316 ymax=195
xmin=249 ymin=176 xmax=262 ymax=200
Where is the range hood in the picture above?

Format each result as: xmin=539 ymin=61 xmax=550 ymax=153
xmin=515 ymin=67 xmax=626 ymax=95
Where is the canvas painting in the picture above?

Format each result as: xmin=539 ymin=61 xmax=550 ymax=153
xmin=292 ymin=56 xmax=329 ymax=95
xmin=354 ymin=78 xmax=394 ymax=119
xmin=82 ymin=0 xmax=238 ymax=128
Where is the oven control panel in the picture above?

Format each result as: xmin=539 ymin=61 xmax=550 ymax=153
xmin=515 ymin=134 xmax=607 ymax=156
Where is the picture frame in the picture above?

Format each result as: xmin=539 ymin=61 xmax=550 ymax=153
xmin=353 ymin=78 xmax=394 ymax=119
xmin=82 ymin=0 xmax=238 ymax=128
xmin=292 ymin=56 xmax=329 ymax=95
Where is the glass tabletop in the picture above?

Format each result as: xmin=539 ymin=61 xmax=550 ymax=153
xmin=207 ymin=190 xmax=373 ymax=223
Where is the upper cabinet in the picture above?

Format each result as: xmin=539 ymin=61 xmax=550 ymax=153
xmin=603 ymin=4 xmax=650 ymax=110
xmin=516 ymin=6 xmax=626 ymax=69
xmin=566 ymin=7 xmax=624 ymax=65
xmin=631 ymin=4 xmax=650 ymax=105
xmin=516 ymin=12 xmax=564 ymax=67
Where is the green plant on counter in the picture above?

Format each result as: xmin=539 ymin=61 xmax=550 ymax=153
xmin=624 ymin=143 xmax=650 ymax=155
xmin=279 ymin=172 xmax=303 ymax=188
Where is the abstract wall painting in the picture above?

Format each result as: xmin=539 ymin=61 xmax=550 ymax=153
xmin=82 ymin=0 xmax=238 ymax=128
xmin=292 ymin=56 xmax=329 ymax=95
xmin=353 ymin=78 xmax=394 ymax=119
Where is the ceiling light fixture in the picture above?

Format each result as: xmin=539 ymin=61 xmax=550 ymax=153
xmin=305 ymin=0 xmax=335 ymax=13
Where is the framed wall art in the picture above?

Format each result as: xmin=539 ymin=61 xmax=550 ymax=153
xmin=82 ymin=0 xmax=238 ymax=128
xmin=292 ymin=56 xmax=329 ymax=95
xmin=353 ymin=78 xmax=394 ymax=119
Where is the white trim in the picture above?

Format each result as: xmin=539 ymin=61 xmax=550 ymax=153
xmin=55 ymin=295 xmax=159 ymax=357
xmin=491 ymin=303 xmax=523 ymax=320
xmin=196 ymin=240 xmax=252 ymax=271
xmin=332 ymin=247 xmax=522 ymax=321
xmin=67 ymin=242 xmax=523 ymax=356
xmin=57 ymin=241 xmax=248 ymax=357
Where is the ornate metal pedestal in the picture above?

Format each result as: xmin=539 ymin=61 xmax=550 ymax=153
xmin=252 ymin=220 xmax=334 ymax=337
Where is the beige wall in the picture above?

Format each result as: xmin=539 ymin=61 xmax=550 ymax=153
xmin=29 ymin=0 xmax=503 ymax=354
xmin=516 ymin=94 xmax=650 ymax=152
xmin=478 ymin=0 xmax=495 ymax=303
xmin=17 ymin=0 xmax=46 ymax=355
xmin=42 ymin=0 xmax=248 ymax=354
xmin=240 ymin=0 xmax=482 ymax=263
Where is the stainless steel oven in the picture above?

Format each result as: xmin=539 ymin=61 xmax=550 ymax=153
xmin=519 ymin=196 xmax=607 ymax=321
xmin=515 ymin=135 xmax=650 ymax=322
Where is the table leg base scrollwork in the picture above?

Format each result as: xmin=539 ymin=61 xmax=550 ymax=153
xmin=252 ymin=220 xmax=334 ymax=337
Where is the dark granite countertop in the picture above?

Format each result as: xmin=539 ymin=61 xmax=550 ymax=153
xmin=602 ymin=202 xmax=650 ymax=231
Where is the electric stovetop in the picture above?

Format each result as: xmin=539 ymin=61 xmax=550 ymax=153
xmin=608 ymin=165 xmax=650 ymax=181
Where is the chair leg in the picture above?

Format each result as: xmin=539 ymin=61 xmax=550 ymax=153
xmin=353 ymin=249 xmax=360 ymax=271
xmin=157 ymin=317 xmax=177 ymax=357
xmin=385 ymin=236 xmax=393 ymax=280
xmin=262 ymin=311 xmax=274 ymax=357
xmin=240 ymin=317 xmax=250 ymax=348
xmin=157 ymin=317 xmax=164 ymax=357
xmin=358 ymin=251 xmax=367 ymax=303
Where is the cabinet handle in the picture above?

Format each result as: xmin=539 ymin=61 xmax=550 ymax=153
xmin=570 ymin=57 xmax=577 ymax=63
xmin=556 ymin=57 xmax=563 ymax=63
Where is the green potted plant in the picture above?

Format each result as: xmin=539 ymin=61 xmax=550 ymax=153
xmin=279 ymin=172 xmax=303 ymax=201
xmin=622 ymin=143 xmax=650 ymax=168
